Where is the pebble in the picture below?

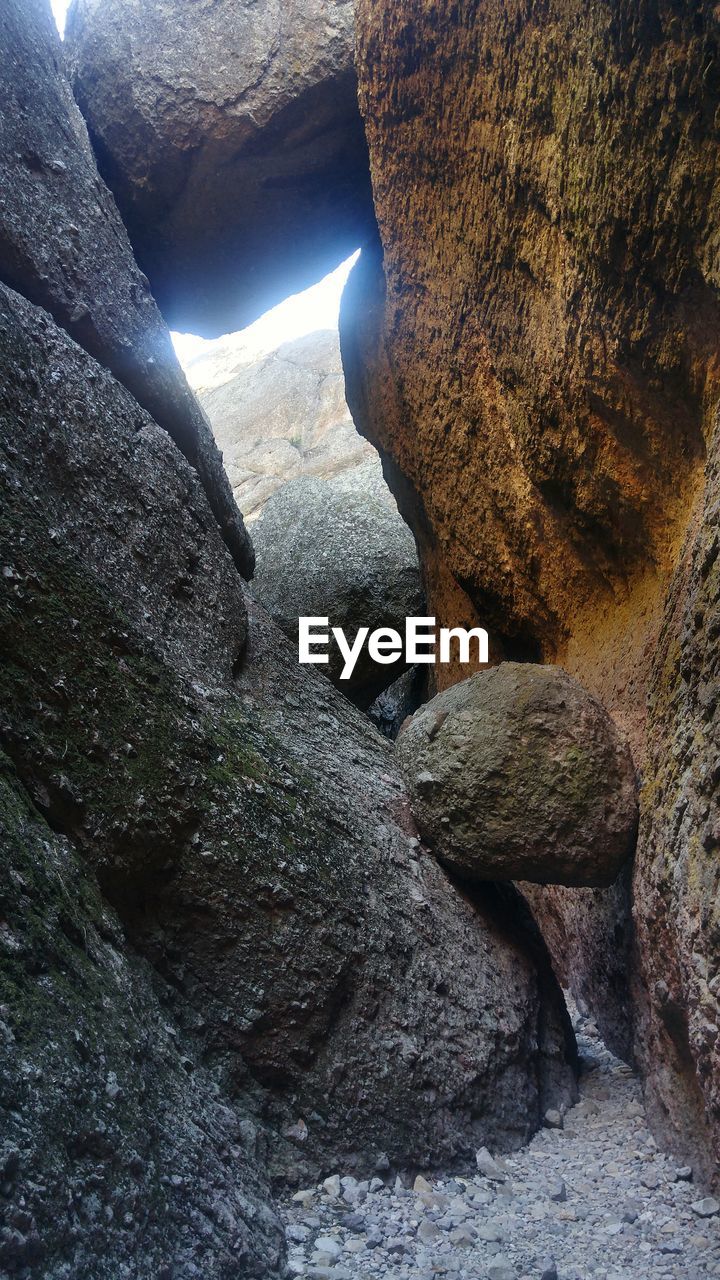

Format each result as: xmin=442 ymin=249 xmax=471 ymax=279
xmin=544 ymin=1109 xmax=563 ymax=1130
xmin=280 ymin=999 xmax=720 ymax=1279
xmin=692 ymin=1197 xmax=720 ymax=1218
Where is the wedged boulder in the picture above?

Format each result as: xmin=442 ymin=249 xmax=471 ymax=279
xmin=65 ymin=0 xmax=375 ymax=335
xmin=251 ymin=466 xmax=424 ymax=707
xmin=1 ymin=285 xmax=577 ymax=1184
xmin=395 ymin=664 xmax=638 ymax=888
xmin=0 ymin=755 xmax=284 ymax=1280
xmin=192 ymin=327 xmax=380 ymax=521
xmin=0 ymin=0 xmax=252 ymax=574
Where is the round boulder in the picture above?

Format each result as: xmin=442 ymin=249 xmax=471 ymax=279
xmin=395 ymin=663 xmax=638 ymax=887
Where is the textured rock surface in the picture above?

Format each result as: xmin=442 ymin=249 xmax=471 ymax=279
xmin=251 ymin=466 xmax=424 ymax=706
xmin=396 ymin=665 xmax=638 ymax=888
xmin=368 ymin=666 xmax=426 ymax=740
xmin=192 ymin=328 xmax=379 ymax=521
xmin=633 ymin=426 xmax=720 ymax=1187
xmin=65 ymin=0 xmax=374 ymax=335
xmin=519 ymin=874 xmax=635 ymax=1066
xmin=0 ymin=0 xmax=252 ymax=575
xmin=346 ymin=2 xmax=719 ymax=661
xmin=0 ymin=756 xmax=285 ymax=1280
xmin=346 ymin=0 xmax=720 ymax=1178
xmin=0 ymin=285 xmax=577 ymax=1199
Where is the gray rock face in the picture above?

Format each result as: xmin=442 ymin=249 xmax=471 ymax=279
xmin=65 ymin=0 xmax=374 ymax=335
xmin=1 ymin=288 xmax=577 ymax=1200
xmin=0 ymin=0 xmax=252 ymax=575
xmin=0 ymin=757 xmax=285 ymax=1280
xmin=251 ymin=466 xmax=424 ymax=707
xmin=396 ymin=664 xmax=638 ymax=888
xmin=192 ymin=328 xmax=379 ymax=521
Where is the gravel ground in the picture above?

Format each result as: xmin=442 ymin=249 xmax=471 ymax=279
xmin=280 ymin=1002 xmax=720 ymax=1279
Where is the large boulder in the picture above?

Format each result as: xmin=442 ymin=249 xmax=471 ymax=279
xmin=251 ymin=466 xmax=424 ymax=707
xmin=0 ymin=0 xmax=252 ymax=575
xmin=65 ymin=0 xmax=375 ymax=335
xmin=191 ymin=327 xmax=379 ymax=521
xmin=0 ymin=756 xmax=285 ymax=1280
xmin=396 ymin=664 xmax=638 ymax=888
xmin=1 ymin=284 xmax=577 ymax=1192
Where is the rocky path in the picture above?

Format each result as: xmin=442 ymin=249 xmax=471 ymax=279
xmin=281 ymin=1005 xmax=720 ymax=1280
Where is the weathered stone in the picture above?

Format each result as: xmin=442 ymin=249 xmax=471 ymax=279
xmin=65 ymin=0 xmax=374 ymax=335
xmin=251 ymin=468 xmax=424 ymax=707
xmin=634 ymin=422 xmax=720 ymax=1188
xmin=518 ymin=873 xmax=635 ymax=1065
xmin=0 ymin=0 xmax=252 ymax=575
xmin=0 ymin=288 xmax=577 ymax=1186
xmin=0 ymin=755 xmax=284 ymax=1279
xmin=190 ymin=328 xmax=379 ymax=522
xmin=396 ymin=665 xmax=638 ymax=888
xmin=368 ymin=665 xmax=426 ymax=740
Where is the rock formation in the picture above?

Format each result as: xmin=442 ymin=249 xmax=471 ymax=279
xmin=0 ymin=755 xmax=284 ymax=1280
xmin=344 ymin=0 xmax=720 ymax=1183
xmin=0 ymin=0 xmax=252 ymax=576
xmin=634 ymin=420 xmax=720 ymax=1185
xmin=65 ymin=0 xmax=375 ymax=334
xmin=190 ymin=327 xmax=379 ymax=521
xmin=396 ymin=665 xmax=638 ymax=888
xmin=251 ymin=465 xmax=424 ymax=706
xmin=0 ymin=8 xmax=583 ymax=1264
xmin=0 ymin=281 xmax=577 ymax=1192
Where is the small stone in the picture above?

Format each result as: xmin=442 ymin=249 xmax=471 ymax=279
xmin=386 ymin=1238 xmax=407 ymax=1256
xmin=641 ymin=1171 xmax=660 ymax=1190
xmin=286 ymin=1225 xmax=310 ymax=1243
xmin=340 ymin=1212 xmax=364 ymax=1230
xmin=676 ymin=1166 xmax=693 ymax=1181
xmin=476 ymin=1222 xmax=504 ymax=1242
xmin=692 ymin=1197 xmax=720 ymax=1218
xmin=544 ymin=1110 xmax=563 ymax=1130
xmin=548 ymin=1179 xmax=566 ymax=1202
xmin=322 ymin=1175 xmax=341 ymax=1198
xmin=314 ymin=1237 xmax=341 ymax=1260
xmin=449 ymin=1225 xmax=475 ymax=1247
xmin=487 ymin=1257 xmax=516 ymax=1280
xmin=414 ymin=1174 xmax=433 ymax=1193
xmin=292 ymin=1188 xmax=315 ymax=1207
xmin=417 ymin=1219 xmax=441 ymax=1243
xmin=476 ymin=1146 xmax=506 ymax=1181
xmin=540 ymin=1263 xmax=558 ymax=1280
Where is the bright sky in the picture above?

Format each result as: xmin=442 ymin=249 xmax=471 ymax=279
xmin=51 ymin=0 xmax=69 ymax=37
xmin=171 ymin=252 xmax=360 ymax=372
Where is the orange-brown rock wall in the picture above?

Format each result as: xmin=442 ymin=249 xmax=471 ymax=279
xmin=346 ymin=0 xmax=720 ymax=1179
